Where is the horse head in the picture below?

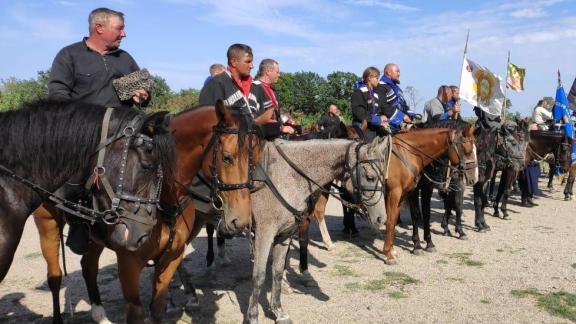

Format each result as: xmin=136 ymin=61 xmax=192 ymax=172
xmin=93 ymin=109 xmax=176 ymax=252
xmin=447 ymin=124 xmax=478 ymax=186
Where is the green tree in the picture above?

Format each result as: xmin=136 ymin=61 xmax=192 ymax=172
xmin=292 ymin=71 xmax=329 ymax=116
xmin=543 ymin=96 xmax=555 ymax=108
xmin=147 ymin=88 xmax=199 ymax=114
xmin=0 ymin=70 xmax=50 ymax=111
xmin=275 ymin=72 xmax=295 ymax=110
xmin=149 ymin=75 xmax=173 ymax=107
xmin=326 ymin=71 xmax=358 ymax=116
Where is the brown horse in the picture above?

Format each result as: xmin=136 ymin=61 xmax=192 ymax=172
xmin=34 ymin=102 xmax=273 ymax=323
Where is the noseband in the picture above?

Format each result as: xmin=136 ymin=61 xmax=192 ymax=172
xmin=87 ymin=108 xmax=163 ymax=227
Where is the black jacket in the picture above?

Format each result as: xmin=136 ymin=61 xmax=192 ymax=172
xmin=48 ymin=39 xmax=143 ymax=109
xmin=199 ymin=71 xmax=266 ymax=116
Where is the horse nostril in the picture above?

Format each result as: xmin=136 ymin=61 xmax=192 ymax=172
xmin=376 ymin=217 xmax=383 ymax=224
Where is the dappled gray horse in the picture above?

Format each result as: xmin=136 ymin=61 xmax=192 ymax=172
xmin=184 ymin=138 xmax=388 ymax=324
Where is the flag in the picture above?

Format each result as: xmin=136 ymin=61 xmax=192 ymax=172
xmin=459 ymin=57 xmax=506 ymax=116
xmin=506 ymin=63 xmax=525 ymax=92
xmin=552 ymin=80 xmax=574 ymax=138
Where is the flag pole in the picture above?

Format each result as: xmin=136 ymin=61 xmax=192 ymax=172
xmin=455 ymin=30 xmax=469 ymax=120
xmin=502 ymin=50 xmax=510 ymax=118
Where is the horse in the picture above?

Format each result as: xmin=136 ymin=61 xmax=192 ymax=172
xmin=406 ymin=119 xmax=478 ymax=255
xmin=190 ymin=138 xmax=389 ymax=324
xmin=34 ymin=101 xmax=271 ymax=323
xmin=489 ymin=119 xmax=530 ymax=219
xmin=0 ymin=99 xmax=174 ymax=288
xmin=525 ymin=130 xmax=573 ymax=199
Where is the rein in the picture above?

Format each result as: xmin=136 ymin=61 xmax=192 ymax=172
xmin=0 ymin=108 xmax=163 ymax=226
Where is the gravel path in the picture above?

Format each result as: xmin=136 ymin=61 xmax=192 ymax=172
xmin=1 ymin=176 xmax=575 ymax=323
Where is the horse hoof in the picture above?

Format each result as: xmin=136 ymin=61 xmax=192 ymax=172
xmin=325 ymin=243 xmax=335 ymax=251
xmin=443 ymin=231 xmax=452 ymax=237
xmin=91 ymin=305 xmax=113 ymax=324
xmin=185 ymin=296 xmax=200 ymax=310
xmin=412 ymin=248 xmax=424 ymax=256
xmin=458 ymin=234 xmax=468 ymax=240
xmin=276 ymin=315 xmax=292 ymax=324
xmin=384 ymin=258 xmax=397 ymax=265
xmin=281 ymin=280 xmax=294 ymax=295
xmin=425 ymin=246 xmax=437 ymax=253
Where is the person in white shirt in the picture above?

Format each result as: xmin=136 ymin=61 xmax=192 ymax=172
xmin=532 ymin=99 xmax=553 ymax=130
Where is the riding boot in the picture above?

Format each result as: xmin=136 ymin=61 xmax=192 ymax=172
xmin=65 ymin=223 xmax=89 ymax=255
xmin=526 ymin=197 xmax=538 ymax=207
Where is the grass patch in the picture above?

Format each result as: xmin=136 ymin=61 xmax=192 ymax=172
xmin=24 ymin=252 xmax=42 ymax=259
xmin=537 ymin=291 xmax=576 ymax=322
xmin=436 ymin=260 xmax=449 ymax=264
xmin=512 ymin=289 xmax=576 ymax=322
xmin=571 ymin=263 xmax=576 ymax=269
xmin=333 ymin=265 xmax=357 ymax=277
xmin=496 ymin=249 xmax=504 ymax=252
xmin=447 ymin=253 xmax=484 ymax=267
xmin=388 ymin=291 xmax=408 ymax=299
xmin=480 ymin=299 xmax=491 ymax=304
xmin=447 ymin=277 xmax=465 ymax=283
xmin=364 ymin=272 xmax=419 ymax=291
xmin=345 ymin=282 xmax=361 ymax=292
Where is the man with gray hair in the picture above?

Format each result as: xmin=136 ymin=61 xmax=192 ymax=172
xmin=48 ymin=7 xmax=149 ymax=108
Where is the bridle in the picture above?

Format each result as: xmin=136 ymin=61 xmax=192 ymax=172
xmin=449 ymin=131 xmax=477 ymax=177
xmin=202 ymin=117 xmax=258 ymax=210
xmin=344 ymin=142 xmax=386 ymax=207
xmin=86 ymin=108 xmax=163 ymax=227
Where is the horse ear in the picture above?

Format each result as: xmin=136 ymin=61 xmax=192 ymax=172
xmin=215 ymin=99 xmax=232 ymax=124
xmin=141 ymin=111 xmax=170 ymax=136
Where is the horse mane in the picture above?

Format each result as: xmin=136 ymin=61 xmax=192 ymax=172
xmin=420 ymin=119 xmax=471 ymax=130
xmin=0 ymin=99 xmax=175 ymax=188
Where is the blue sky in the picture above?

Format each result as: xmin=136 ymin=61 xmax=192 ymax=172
xmin=0 ymin=0 xmax=575 ymax=117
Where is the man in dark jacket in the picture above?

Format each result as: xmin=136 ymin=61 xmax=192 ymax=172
xmin=318 ymin=104 xmax=342 ymax=138
xmin=48 ymin=8 xmax=149 ymax=108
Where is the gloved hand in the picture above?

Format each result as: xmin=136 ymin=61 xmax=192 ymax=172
xmin=370 ymin=114 xmax=381 ymax=126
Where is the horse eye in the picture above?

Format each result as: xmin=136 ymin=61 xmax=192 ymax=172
xmin=222 ymin=152 xmax=234 ymax=165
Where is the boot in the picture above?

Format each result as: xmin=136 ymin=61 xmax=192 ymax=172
xmin=526 ymin=197 xmax=538 ymax=207
xmin=65 ymin=223 xmax=89 ymax=255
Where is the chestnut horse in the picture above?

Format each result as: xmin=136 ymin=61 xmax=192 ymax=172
xmin=0 ymin=100 xmax=175 ymax=318
xmin=34 ymin=102 xmax=273 ymax=323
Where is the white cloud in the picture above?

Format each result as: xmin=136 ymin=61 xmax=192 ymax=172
xmin=345 ymin=0 xmax=419 ymax=12
xmin=511 ymin=7 xmax=547 ymax=18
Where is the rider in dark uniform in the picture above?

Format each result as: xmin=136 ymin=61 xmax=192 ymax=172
xmin=318 ymin=104 xmax=343 ymax=138
xmin=351 ymin=67 xmax=394 ymax=142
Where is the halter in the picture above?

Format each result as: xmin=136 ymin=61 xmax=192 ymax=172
xmin=202 ymin=119 xmax=257 ymax=210
xmin=86 ymin=108 xmax=163 ymax=227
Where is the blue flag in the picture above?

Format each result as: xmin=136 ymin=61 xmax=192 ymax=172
xmin=552 ymin=82 xmax=574 ymax=138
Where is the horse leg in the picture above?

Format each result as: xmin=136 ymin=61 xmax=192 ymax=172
xmin=453 ymin=180 xmax=467 ymax=239
xmin=421 ymin=183 xmax=435 ymax=252
xmin=547 ymin=162 xmax=555 ymax=191
xmin=407 ymin=189 xmax=424 ymax=255
xmin=80 ymin=243 xmax=111 ymax=324
xmin=314 ymin=193 xmax=334 ymax=250
xmin=488 ymin=171 xmax=497 ymax=202
xmin=0 ymin=206 xmax=30 ymax=282
xmin=175 ymin=263 xmax=199 ymax=309
xmin=150 ymin=251 xmax=185 ymax=323
xmin=33 ymin=206 xmax=65 ymax=324
xmin=205 ymin=223 xmax=215 ymax=267
xmin=270 ymin=236 xmax=293 ymax=324
xmin=473 ymin=182 xmax=490 ymax=232
xmin=297 ymin=216 xmax=311 ymax=278
xmin=215 ymin=231 xmax=230 ymax=266
xmin=441 ymin=191 xmax=453 ymax=237
xmin=116 ymin=251 xmax=147 ymax=324
xmin=383 ymin=189 xmax=401 ymax=264
xmin=247 ymin=228 xmax=275 ymax=324
xmin=563 ymin=170 xmax=575 ymax=201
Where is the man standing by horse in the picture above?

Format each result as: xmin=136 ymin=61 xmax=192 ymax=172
xmin=422 ymin=85 xmax=457 ymax=123
xmin=46 ymin=7 xmax=152 ymax=254
xmin=318 ymin=104 xmax=342 ymax=136
xmin=48 ymin=8 xmax=150 ymax=108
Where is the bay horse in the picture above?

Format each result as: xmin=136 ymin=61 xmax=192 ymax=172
xmin=407 ymin=119 xmax=478 ymax=254
xmin=0 ymin=99 xmax=174 ymax=284
xmin=34 ymin=102 xmax=272 ymax=323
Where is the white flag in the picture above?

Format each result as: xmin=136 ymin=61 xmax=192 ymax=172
xmin=459 ymin=57 xmax=505 ymax=116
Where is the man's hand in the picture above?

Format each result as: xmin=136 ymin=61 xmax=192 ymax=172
xmin=281 ymin=125 xmax=296 ymax=134
xmin=403 ymin=114 xmax=412 ymax=123
xmin=380 ymin=115 xmax=388 ymax=123
xmin=132 ymin=88 xmax=149 ymax=104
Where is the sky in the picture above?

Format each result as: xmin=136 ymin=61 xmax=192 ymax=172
xmin=0 ymin=0 xmax=575 ymax=117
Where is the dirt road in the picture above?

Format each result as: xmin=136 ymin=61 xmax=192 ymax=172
xmin=1 ymin=177 xmax=575 ymax=323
